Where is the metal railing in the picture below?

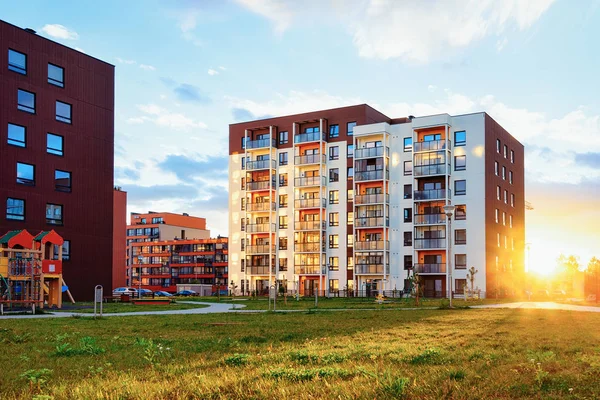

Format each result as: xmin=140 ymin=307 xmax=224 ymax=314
xmin=414 ymin=213 xmax=446 ymax=225
xmin=294 ymin=221 xmax=326 ymax=231
xmin=246 ymin=159 xmax=276 ymax=170
xmin=247 ymin=266 xmax=275 ymax=275
xmin=414 ymin=139 xmax=449 ymax=152
xmin=245 ymin=245 xmax=276 ymax=254
xmin=354 ymin=193 xmax=389 ymax=204
xmin=414 ymin=189 xmax=448 ymax=200
xmin=294 ymin=132 xmax=324 ymax=144
xmin=294 ymin=176 xmax=326 ymax=187
xmin=414 ymin=238 xmax=446 ymax=249
xmin=294 ymin=198 xmax=326 ymax=209
xmin=245 ymin=223 xmax=276 ymax=233
xmin=354 ymin=241 xmax=389 ymax=251
xmin=355 ymin=170 xmax=389 ymax=181
xmin=295 ymin=154 xmax=326 ymax=165
xmin=354 ymin=216 xmax=389 ymax=228
xmin=246 ymin=138 xmax=276 ymax=149
xmin=414 ymin=263 xmax=446 ymax=273
xmin=355 ymin=264 xmax=390 ymax=274
xmin=354 ymin=146 xmax=389 ymax=158
xmin=246 ymin=202 xmax=276 ymax=212
xmin=294 ymin=243 xmax=324 ymax=252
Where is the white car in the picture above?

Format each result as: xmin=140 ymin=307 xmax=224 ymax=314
xmin=112 ymin=287 xmax=138 ymax=297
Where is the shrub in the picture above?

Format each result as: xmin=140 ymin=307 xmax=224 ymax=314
xmin=224 ymin=353 xmax=250 ymax=367
xmin=449 ymin=369 xmax=466 ymax=380
xmin=408 ymin=348 xmax=446 ymax=365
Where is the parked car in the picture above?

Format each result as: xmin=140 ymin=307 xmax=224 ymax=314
xmin=176 ymin=290 xmax=198 ymax=297
xmin=138 ymin=288 xmax=154 ymax=297
xmin=154 ymin=291 xmax=173 ymax=297
xmin=112 ymin=287 xmax=137 ymax=297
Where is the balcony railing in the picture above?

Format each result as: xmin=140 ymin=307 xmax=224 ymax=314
xmin=246 ymin=138 xmax=276 ymax=149
xmin=246 ymin=159 xmax=276 ymax=170
xmin=294 ymin=243 xmax=324 ymax=252
xmin=294 ymin=176 xmax=326 ymax=187
xmin=295 ymin=154 xmax=326 ymax=165
xmin=245 ymin=245 xmax=276 ymax=254
xmin=245 ymin=223 xmax=276 ymax=233
xmin=294 ymin=265 xmax=325 ymax=275
xmin=355 ymin=216 xmax=389 ymax=228
xmin=247 ymin=266 xmax=275 ymax=275
xmin=294 ymin=198 xmax=326 ymax=209
xmin=355 ymin=170 xmax=389 ymax=182
xmin=294 ymin=132 xmax=324 ymax=144
xmin=414 ymin=213 xmax=446 ymax=225
xmin=354 ymin=241 xmax=389 ymax=251
xmin=247 ymin=180 xmax=275 ymax=191
xmin=414 ymin=189 xmax=448 ymax=201
xmin=246 ymin=202 xmax=276 ymax=212
xmin=414 ymin=164 xmax=449 ymax=177
xmin=354 ymin=193 xmax=389 ymax=205
xmin=354 ymin=146 xmax=389 ymax=159
xmin=294 ymin=221 xmax=326 ymax=231
xmin=414 ymin=238 xmax=446 ymax=249
xmin=355 ymin=264 xmax=389 ymax=274
xmin=414 ymin=263 xmax=446 ymax=273
xmin=414 ymin=140 xmax=449 ymax=152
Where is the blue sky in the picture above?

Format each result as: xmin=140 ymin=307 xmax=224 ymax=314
xmin=3 ymin=0 xmax=600 ymax=271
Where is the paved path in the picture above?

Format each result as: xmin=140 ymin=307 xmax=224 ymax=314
xmin=0 ymin=301 xmax=598 ymax=320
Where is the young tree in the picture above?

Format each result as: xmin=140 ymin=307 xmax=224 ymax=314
xmin=229 ymin=281 xmax=238 ymax=297
xmin=466 ymin=266 xmax=478 ymax=300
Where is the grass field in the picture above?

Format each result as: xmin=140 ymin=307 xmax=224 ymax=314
xmin=50 ymin=301 xmax=209 ymax=314
xmin=1 ymin=308 xmax=599 ymax=399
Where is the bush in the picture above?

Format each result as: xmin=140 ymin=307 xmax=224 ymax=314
xmin=408 ymin=348 xmax=446 ymax=365
xmin=224 ymin=353 xmax=250 ymax=367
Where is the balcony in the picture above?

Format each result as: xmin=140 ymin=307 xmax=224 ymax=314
xmin=355 ymin=216 xmax=389 ymax=228
xmin=246 ymin=159 xmax=276 ymax=171
xmin=354 ymin=241 xmax=389 ymax=251
xmin=245 ymin=223 xmax=276 ymax=233
xmin=354 ymin=146 xmax=389 ymax=159
xmin=294 ymin=198 xmax=326 ymax=209
xmin=414 ymin=213 xmax=446 ymax=225
xmin=294 ymin=221 xmax=326 ymax=231
xmin=247 ymin=265 xmax=275 ymax=275
xmin=414 ymin=189 xmax=448 ymax=201
xmin=355 ymin=264 xmax=389 ymax=275
xmin=295 ymin=154 xmax=326 ymax=165
xmin=294 ymin=265 xmax=325 ymax=275
xmin=247 ymin=180 xmax=275 ymax=191
xmin=294 ymin=132 xmax=324 ymax=144
xmin=294 ymin=243 xmax=324 ymax=252
xmin=354 ymin=193 xmax=389 ymax=205
xmin=355 ymin=170 xmax=389 ymax=182
xmin=246 ymin=138 xmax=276 ymax=150
xmin=413 ymin=164 xmax=449 ymax=177
xmin=294 ymin=176 xmax=326 ymax=187
xmin=414 ymin=263 xmax=446 ymax=274
xmin=414 ymin=140 xmax=450 ymax=153
xmin=246 ymin=202 xmax=276 ymax=212
xmin=245 ymin=245 xmax=276 ymax=255
xmin=414 ymin=238 xmax=446 ymax=249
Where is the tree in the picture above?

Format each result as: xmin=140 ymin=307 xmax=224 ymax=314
xmin=409 ymin=271 xmax=422 ymax=306
xmin=466 ymin=266 xmax=478 ymax=300
xmin=229 ymin=281 xmax=238 ymax=297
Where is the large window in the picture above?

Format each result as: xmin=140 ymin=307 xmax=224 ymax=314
xmin=404 ymin=184 xmax=412 ymax=199
xmin=279 ymin=173 xmax=287 ymax=187
xmin=347 ymin=121 xmax=356 ymax=136
xmin=329 ymin=168 xmax=339 ymax=182
xmin=329 ymin=212 xmax=339 ymax=227
xmin=454 ymin=155 xmax=466 ymax=171
xmin=47 ymin=133 xmax=64 ymax=156
xmin=403 ymin=137 xmax=412 ymax=152
xmin=8 ymin=123 xmax=26 ymax=147
xmin=279 ymin=152 xmax=288 ymax=165
xmin=56 ymin=101 xmax=72 ymax=123
xmin=16 ymin=162 xmax=35 ymax=185
xmin=455 ymin=229 xmax=467 ymax=245
xmin=347 ymin=167 xmax=354 ymax=181
xmin=455 ymin=279 xmax=467 ymax=293
xmin=347 ymin=144 xmax=354 ymax=158
xmin=279 ymin=258 xmax=287 ymax=271
xmin=329 ymin=190 xmax=339 ymax=204
xmin=329 ymin=234 xmax=339 ymax=249
xmin=403 ymin=231 xmax=412 ymax=246
xmin=455 ymin=254 xmax=467 ymax=269
xmin=404 ymin=255 xmax=413 ymax=270
xmin=278 ymin=131 xmax=288 ymax=144
xmin=279 ymin=237 xmax=288 ymax=250
xmin=54 ymin=240 xmax=70 ymax=261
xmin=279 ymin=194 xmax=287 ymax=208
xmin=404 ymin=160 xmax=413 ymax=175
xmin=347 ymin=211 xmax=353 ymax=225
xmin=48 ymin=64 xmax=65 ymax=87
xmin=6 ymin=198 xmax=25 ymax=221
xmin=8 ymin=49 xmax=26 ymax=74
xmin=329 ymin=124 xmax=339 ymax=138
xmin=278 ymin=215 xmax=288 ymax=229
xmin=17 ymin=89 xmax=35 ymax=113
xmin=454 ymin=180 xmax=466 ymax=195
xmin=329 ymin=146 xmax=339 ymax=160
xmin=454 ymin=130 xmax=466 ymax=146
xmin=46 ymin=204 xmax=63 ymax=225
xmin=403 ymin=208 xmax=412 ymax=223
xmin=329 ymin=257 xmax=339 ymax=271
xmin=55 ymin=170 xmax=72 ymax=192
xmin=455 ymin=205 xmax=466 ymax=220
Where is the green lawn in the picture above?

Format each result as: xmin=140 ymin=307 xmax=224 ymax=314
xmin=50 ymin=301 xmax=209 ymax=314
xmin=1 ymin=308 xmax=599 ymax=399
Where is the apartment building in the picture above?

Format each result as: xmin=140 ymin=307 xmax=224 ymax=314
xmin=228 ymin=105 xmax=525 ymax=298
xmin=1 ymin=20 xmax=117 ymax=300
xmin=125 ymin=211 xmax=210 ymax=286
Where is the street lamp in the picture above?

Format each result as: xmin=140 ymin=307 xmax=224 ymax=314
xmin=443 ymin=204 xmax=455 ymax=307
xmin=137 ymin=255 xmax=143 ymax=299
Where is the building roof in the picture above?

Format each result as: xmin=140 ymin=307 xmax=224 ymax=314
xmin=34 ymin=230 xmax=64 ymax=246
xmin=0 ymin=230 xmax=35 ymax=249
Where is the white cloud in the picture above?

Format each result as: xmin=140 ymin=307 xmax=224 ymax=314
xmin=427 ymin=85 xmax=437 ymax=92
xmin=219 ymin=66 xmax=226 ymax=70
xmin=134 ymin=104 xmax=208 ymax=131
xmin=496 ymin=37 xmax=509 ymax=52
xmin=208 ymin=69 xmax=219 ymax=76
xmin=235 ymin=0 xmax=294 ymax=35
xmin=40 ymin=24 xmax=79 ymax=40
xmin=116 ymin=57 xmax=136 ymax=65
xmin=139 ymin=64 xmax=156 ymax=71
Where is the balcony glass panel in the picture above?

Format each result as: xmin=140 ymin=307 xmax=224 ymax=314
xmin=354 ymin=193 xmax=389 ymax=204
xmin=294 ymin=243 xmax=324 ymax=252
xmin=294 ymin=132 xmax=324 ymax=144
xmin=247 ymin=180 xmax=275 ymax=191
xmin=245 ymin=245 xmax=276 ymax=254
xmin=248 ymin=266 xmax=275 ymax=275
xmin=413 ymin=164 xmax=448 ymax=176
xmin=294 ymin=198 xmax=326 ymax=209
xmin=354 ymin=146 xmax=389 ymax=158
xmin=354 ymin=216 xmax=389 ymax=228
xmin=295 ymin=154 xmax=326 ymax=165
xmin=354 ymin=241 xmax=389 ymax=251
xmin=245 ymin=223 xmax=276 ymax=233
xmin=414 ymin=263 xmax=446 ymax=273
xmin=246 ymin=159 xmax=276 ymax=170
xmin=246 ymin=202 xmax=276 ymax=212
xmin=355 ymin=264 xmax=390 ymax=274
xmin=294 ymin=221 xmax=326 ymax=230
xmin=294 ymin=265 xmax=325 ymax=275
xmin=414 ymin=139 xmax=449 ymax=152
xmin=414 ymin=238 xmax=446 ymax=249
xmin=413 ymin=189 xmax=448 ymax=201
xmin=246 ymin=138 xmax=276 ymax=149
xmin=294 ymin=176 xmax=326 ymax=187
xmin=414 ymin=213 xmax=446 ymax=225
xmin=354 ymin=170 xmax=389 ymax=181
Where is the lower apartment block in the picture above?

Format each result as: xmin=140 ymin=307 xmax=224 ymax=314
xmin=228 ymin=105 xmax=525 ymax=298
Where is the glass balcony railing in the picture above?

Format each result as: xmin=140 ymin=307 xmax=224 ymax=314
xmin=354 ymin=241 xmax=389 ymax=251
xmin=414 ymin=213 xmax=446 ymax=225
xmin=413 ymin=164 xmax=449 ymax=176
xmin=354 ymin=216 xmax=389 ymax=228
xmin=414 ymin=263 xmax=446 ymax=273
xmin=246 ymin=159 xmax=276 ymax=170
xmin=246 ymin=138 xmax=276 ymax=149
xmin=354 ymin=193 xmax=389 ymax=205
xmin=247 ymin=266 xmax=275 ymax=275
xmin=294 ymin=198 xmax=326 ymax=209
xmin=294 ymin=243 xmax=324 ymax=252
xmin=245 ymin=245 xmax=276 ymax=255
xmin=414 ymin=238 xmax=446 ymax=249
xmin=413 ymin=189 xmax=448 ymax=201
xmin=354 ymin=146 xmax=389 ymax=159
xmin=355 ymin=264 xmax=390 ymax=274
xmin=294 ymin=176 xmax=326 ymax=187
xmin=294 ymin=221 xmax=326 ymax=231
xmin=354 ymin=170 xmax=389 ymax=181
xmin=246 ymin=180 xmax=275 ymax=191
xmin=414 ymin=139 xmax=450 ymax=152
xmin=294 ymin=132 xmax=325 ymax=144
xmin=246 ymin=202 xmax=276 ymax=212
xmin=294 ymin=265 xmax=326 ymax=275
xmin=295 ymin=154 xmax=326 ymax=165
xmin=245 ymin=223 xmax=276 ymax=233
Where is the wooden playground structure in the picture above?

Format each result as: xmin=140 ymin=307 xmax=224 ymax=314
xmin=0 ymin=229 xmax=74 ymax=314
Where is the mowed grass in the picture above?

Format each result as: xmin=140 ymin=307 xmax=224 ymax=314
xmin=50 ymin=301 xmax=209 ymax=314
xmin=1 ymin=309 xmax=599 ymax=399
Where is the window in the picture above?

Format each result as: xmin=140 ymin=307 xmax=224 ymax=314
xmin=455 ymin=205 xmax=466 ymax=220
xmin=17 ymin=89 xmax=35 ymax=113
xmin=510 ymin=150 xmax=515 ymax=163
xmin=279 ymin=152 xmax=288 ymax=165
xmin=455 ymin=254 xmax=467 ymax=269
xmin=241 ymin=156 xmax=246 ymax=170
xmin=8 ymin=123 xmax=26 ymax=147
xmin=46 ymin=204 xmax=63 ymax=225
xmin=241 ymin=177 xmax=246 ymax=190
xmin=347 ymin=189 xmax=354 ymax=202
xmin=241 ymin=137 xmax=247 ymax=149
xmin=404 ymin=184 xmax=412 ymax=199
xmin=404 ymin=161 xmax=413 ymax=175
xmin=509 ymin=214 xmax=513 ymax=228
xmin=511 ymin=193 xmax=515 ymax=207
xmin=329 ymin=124 xmax=339 ymax=138
xmin=6 ymin=198 xmax=25 ymax=221
xmin=16 ymin=162 xmax=35 ymax=185
xmin=347 ymin=234 xmax=354 ymax=248
xmin=509 ymin=171 xmax=513 ymax=184
xmin=47 ymin=133 xmax=64 ymax=156
xmin=48 ymin=64 xmax=65 ymax=87
xmin=496 ymin=139 xmax=501 ymax=153
xmin=497 ymin=185 xmax=501 ymax=200
xmin=403 ymin=137 xmax=412 ymax=152
xmin=329 ymin=168 xmax=339 ymax=182
xmin=495 ymin=161 xmax=499 ymax=176
xmin=55 ymin=170 xmax=72 ymax=192
xmin=241 ymin=197 xmax=246 ymax=211
xmin=497 ymin=233 xmax=501 ymax=247
xmin=329 ymin=234 xmax=339 ymax=249
xmin=495 ymin=208 xmax=499 ymax=223
xmin=347 ymin=167 xmax=354 ymax=180
xmin=347 ymin=121 xmax=356 ymax=136
xmin=454 ymin=180 xmax=466 ymax=195
xmin=504 ymin=189 xmax=508 ymax=204
xmin=347 ymin=211 xmax=353 ymax=225
xmin=347 ymin=144 xmax=354 ymax=158
xmin=279 ymin=131 xmax=288 ymax=144
xmin=279 ymin=258 xmax=288 ymax=271
xmin=9 ymin=49 xmax=27 ymax=74
xmin=241 ymin=239 xmax=245 ymax=251
xmin=454 ymin=155 xmax=466 ymax=171
xmin=329 ymin=257 xmax=339 ymax=271
xmin=279 ymin=216 xmax=288 ymax=229
xmin=54 ymin=240 xmax=71 ymax=261
xmin=454 ymin=130 xmax=466 ymax=146
xmin=279 ymin=194 xmax=288 ymax=208
xmin=404 ymin=255 xmax=413 ymax=270
xmin=329 ymin=190 xmax=339 ymax=204
xmin=329 ymin=212 xmax=339 ymax=227
xmin=279 ymin=237 xmax=288 ymax=250
xmin=403 ymin=208 xmax=412 ymax=223
xmin=503 ymin=145 xmax=508 ymax=158
xmin=56 ymin=101 xmax=72 ymax=124
xmin=455 ymin=279 xmax=467 ymax=293
xmin=455 ymin=229 xmax=466 ymax=245
xmin=329 ymin=279 xmax=339 ymax=291
xmin=279 ymin=173 xmax=287 ymax=187
xmin=329 ymin=146 xmax=339 ymax=160
xmin=502 ymin=211 xmax=506 ymax=226
xmin=502 ymin=166 xmax=506 ymax=180
xmin=403 ymin=231 xmax=412 ymax=246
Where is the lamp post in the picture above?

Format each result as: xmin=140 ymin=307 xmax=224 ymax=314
xmin=443 ymin=205 xmax=455 ymax=307
xmin=137 ymin=255 xmax=143 ymax=299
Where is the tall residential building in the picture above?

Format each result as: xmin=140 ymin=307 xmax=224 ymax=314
xmin=228 ymin=105 xmax=525 ymax=298
xmin=1 ymin=20 xmax=116 ymax=300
